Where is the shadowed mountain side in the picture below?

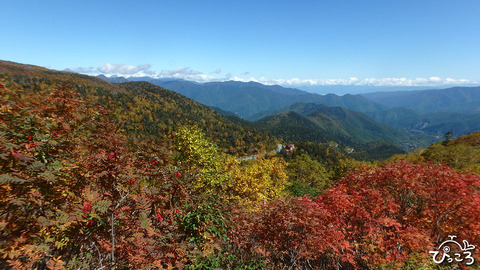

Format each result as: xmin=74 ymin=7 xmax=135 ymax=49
xmin=364 ymin=107 xmax=480 ymax=138
xmin=361 ymin=86 xmax=480 ymax=114
xmin=251 ymin=109 xmax=407 ymax=160
xmin=274 ymin=103 xmax=411 ymax=145
xmin=255 ymin=111 xmax=341 ymax=144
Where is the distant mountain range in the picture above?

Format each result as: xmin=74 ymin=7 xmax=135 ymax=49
xmin=99 ymin=75 xmax=385 ymax=120
xmin=358 ymin=86 xmax=480 ymax=137
xmin=361 ymin=86 xmax=480 ymax=114
xmin=94 ymin=74 xmax=421 ymax=155
xmin=0 ymin=60 xmax=412 ymax=161
xmin=97 ymin=74 xmax=129 ymax=83
xmin=98 ymin=75 xmax=480 ymax=140
xmin=364 ymin=108 xmax=480 ymax=137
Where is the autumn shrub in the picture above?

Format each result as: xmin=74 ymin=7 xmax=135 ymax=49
xmin=422 ymin=142 xmax=480 ymax=173
xmin=0 ymin=84 xmax=194 ymax=269
xmin=229 ymin=197 xmax=352 ymax=269
xmin=230 ymin=161 xmax=480 ymax=269
xmin=334 ymin=161 xmax=480 ymax=268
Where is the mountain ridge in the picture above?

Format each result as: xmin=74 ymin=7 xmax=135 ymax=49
xmin=270 ymin=103 xmax=411 ymax=146
xmin=98 ymin=75 xmax=386 ymax=119
xmin=361 ymin=86 xmax=480 ymax=114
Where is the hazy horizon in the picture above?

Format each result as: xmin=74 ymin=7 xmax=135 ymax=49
xmin=91 ymin=72 xmax=480 ymax=95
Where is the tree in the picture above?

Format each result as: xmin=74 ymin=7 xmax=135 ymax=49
xmin=0 ymin=84 xmax=88 ymax=269
xmin=285 ymin=153 xmax=331 ymax=196
xmin=443 ymin=130 xmax=454 ymax=145
xmin=174 ymin=125 xmax=228 ymax=194
xmin=225 ymin=156 xmax=288 ymax=209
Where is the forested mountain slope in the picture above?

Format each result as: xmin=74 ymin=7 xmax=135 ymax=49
xmin=251 ymin=104 xmax=408 ymax=161
xmin=0 ymin=60 xmax=276 ymax=155
xmin=276 ymin=103 xmax=408 ymax=144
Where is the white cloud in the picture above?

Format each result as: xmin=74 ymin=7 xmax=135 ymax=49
xmin=66 ymin=63 xmax=477 ymax=87
xmin=158 ymin=67 xmax=201 ymax=77
xmin=65 ymin=67 xmax=97 ymax=74
xmin=235 ymin=76 xmax=476 ymax=87
xmin=156 ymin=67 xmax=215 ymax=82
xmin=155 ymin=67 xmax=239 ymax=83
xmin=66 ymin=63 xmax=155 ymax=77
xmin=98 ymin=63 xmax=155 ymax=77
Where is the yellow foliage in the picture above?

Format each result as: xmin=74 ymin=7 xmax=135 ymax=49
xmin=175 ymin=125 xmax=227 ymax=192
xmin=224 ymin=156 xmax=288 ymax=209
xmin=175 ymin=126 xmax=288 ymax=208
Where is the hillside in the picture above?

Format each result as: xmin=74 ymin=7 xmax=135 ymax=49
xmin=100 ymin=75 xmax=385 ymax=120
xmin=422 ymin=130 xmax=480 ymax=171
xmin=0 ymin=60 xmax=276 ymax=155
xmin=451 ymin=130 xmax=480 ymax=146
xmin=389 ymin=130 xmax=480 ymax=174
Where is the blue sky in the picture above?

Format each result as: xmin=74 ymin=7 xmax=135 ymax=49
xmin=2 ymin=0 xmax=480 ymax=89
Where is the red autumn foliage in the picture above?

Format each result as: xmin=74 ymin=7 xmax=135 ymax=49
xmin=82 ymin=201 xmax=92 ymax=214
xmin=332 ymin=161 xmax=480 ymax=266
xmin=1 ymin=83 xmax=192 ymax=269
xmin=230 ymin=161 xmax=480 ymax=269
